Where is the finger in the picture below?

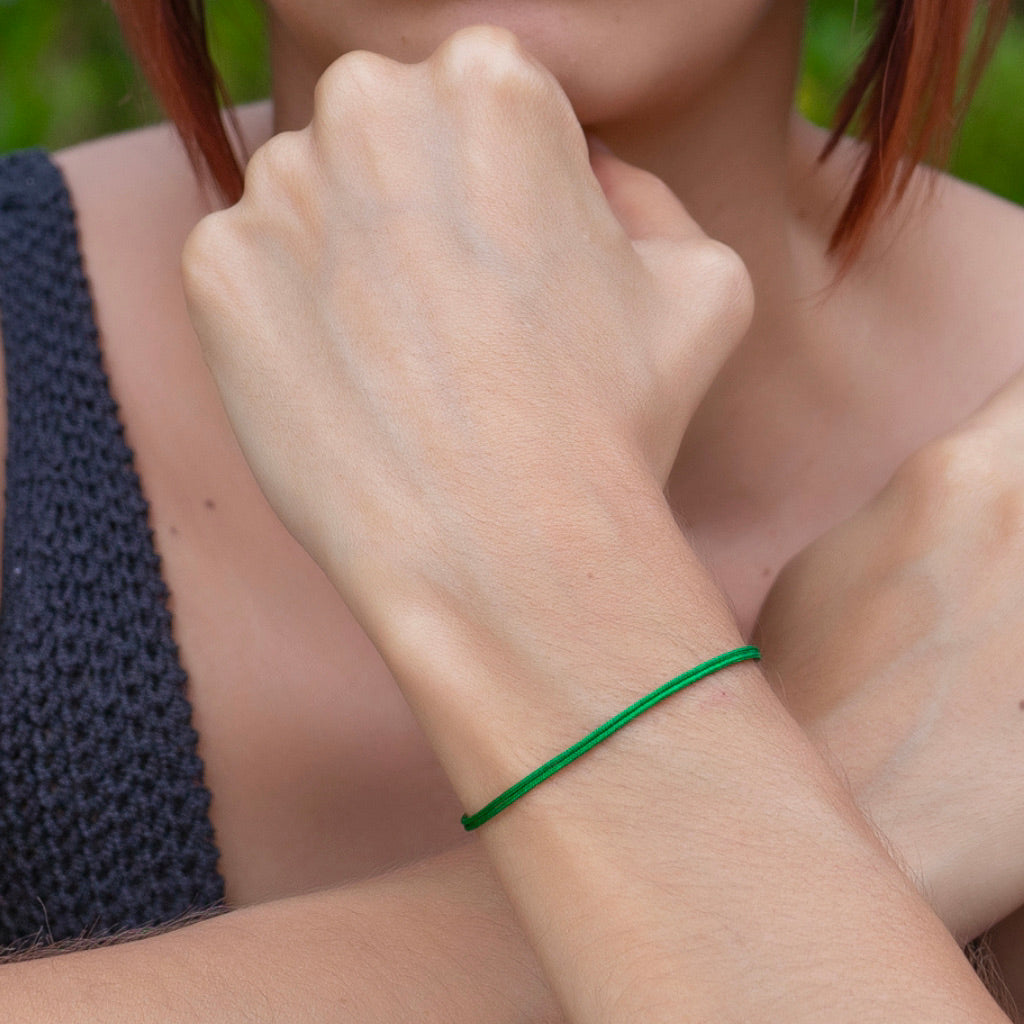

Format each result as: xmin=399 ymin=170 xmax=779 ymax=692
xmin=587 ymin=136 xmax=705 ymax=243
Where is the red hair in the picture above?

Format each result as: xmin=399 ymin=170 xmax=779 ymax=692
xmin=112 ymin=0 xmax=1009 ymax=257
xmin=112 ymin=0 xmax=245 ymax=200
xmin=823 ymin=0 xmax=1009 ymax=256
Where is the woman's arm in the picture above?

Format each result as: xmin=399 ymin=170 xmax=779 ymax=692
xmin=414 ymin=496 xmax=1004 ymax=1024
xmin=755 ymin=368 xmax=1024 ymax=942
xmin=184 ymin=26 xmax=1012 ymax=1022
xmin=0 ymin=843 xmax=561 ymax=1023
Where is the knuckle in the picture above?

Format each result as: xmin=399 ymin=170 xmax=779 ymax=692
xmin=314 ymin=50 xmax=400 ymax=126
xmin=891 ymin=428 xmax=1012 ymax=532
xmin=898 ymin=428 xmax=1002 ymax=498
xmin=242 ymin=130 xmax=309 ymax=194
xmin=180 ymin=212 xmax=251 ymax=370
xmin=437 ymin=24 xmax=526 ymax=64
xmin=704 ymin=240 xmax=755 ymax=311
xmin=434 ymin=25 xmax=545 ymax=93
xmin=890 ymin=427 xmax=1024 ymax=554
xmin=679 ymin=239 xmax=755 ymax=335
xmin=180 ymin=211 xmax=231 ymax=303
xmin=322 ymin=48 xmax=395 ymax=93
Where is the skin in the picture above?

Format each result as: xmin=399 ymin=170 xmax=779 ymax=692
xmin=181 ymin=30 xmax=1012 ymax=1020
xmin=0 ymin=0 xmax=1023 ymax=1005
xmin=755 ymin=369 xmax=1024 ymax=941
xmin=2 ymin=844 xmax=562 ymax=1023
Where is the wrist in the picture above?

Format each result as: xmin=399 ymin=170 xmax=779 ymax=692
xmin=365 ymin=479 xmax=745 ymax=814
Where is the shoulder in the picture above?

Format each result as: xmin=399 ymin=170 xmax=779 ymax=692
xmin=799 ymin=118 xmax=1024 ymax=340
xmin=854 ymin=169 xmax=1024 ymax=437
xmin=52 ymin=124 xmax=204 ymax=319
xmin=800 ymin=116 xmax=1024 ymax=390
xmin=57 ymin=130 xmax=193 ymax=226
xmin=52 ymin=100 xmax=273 ymax=198
xmin=888 ymin=171 xmax=1024 ymax=337
xmin=52 ymin=102 xmax=273 ymax=279
xmin=790 ymin=117 xmax=1024 ymax=454
xmin=862 ymin=171 xmax=1024 ymax=397
xmin=47 ymin=105 xmax=273 ymax=377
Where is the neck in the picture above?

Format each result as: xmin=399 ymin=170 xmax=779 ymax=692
xmin=576 ymin=4 xmax=858 ymax=529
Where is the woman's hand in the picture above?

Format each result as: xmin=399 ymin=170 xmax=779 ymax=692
xmin=755 ymin=369 xmax=1024 ymax=941
xmin=182 ymin=25 xmax=751 ymax=651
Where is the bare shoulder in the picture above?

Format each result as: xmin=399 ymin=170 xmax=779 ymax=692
xmin=792 ymin=118 xmax=1024 ymax=449
xmin=898 ymin=171 xmax=1024 ymax=342
xmin=47 ymin=105 xmax=273 ymax=418
xmin=842 ymin=159 xmax=1024 ymax=404
xmin=795 ymin=118 xmax=1024 ymax=360
xmin=866 ymin=172 xmax=1024 ymax=443
xmin=53 ymin=100 xmax=273 ymax=199
xmin=52 ymin=103 xmax=273 ymax=287
xmin=876 ymin=171 xmax=1024 ymax=417
xmin=55 ymin=115 xmax=204 ymax=207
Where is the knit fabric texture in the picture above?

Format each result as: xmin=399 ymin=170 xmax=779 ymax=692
xmin=0 ymin=149 xmax=224 ymax=948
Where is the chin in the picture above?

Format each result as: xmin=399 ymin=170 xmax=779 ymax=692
xmin=276 ymin=0 xmax=774 ymax=129
xmin=398 ymin=14 xmax=677 ymax=125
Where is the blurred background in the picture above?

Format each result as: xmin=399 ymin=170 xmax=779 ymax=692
xmin=1 ymin=0 xmax=1022 ymax=203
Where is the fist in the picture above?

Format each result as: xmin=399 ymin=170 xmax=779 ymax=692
xmin=756 ymin=370 xmax=1024 ymax=939
xmin=183 ymin=26 xmax=752 ymax=634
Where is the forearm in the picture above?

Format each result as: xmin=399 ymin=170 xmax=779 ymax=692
xmin=0 ymin=842 xmax=560 ymax=1024
xmin=377 ymin=492 xmax=1010 ymax=1024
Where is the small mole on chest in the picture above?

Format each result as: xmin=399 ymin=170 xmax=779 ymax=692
xmin=204 ymin=499 xmax=216 ymax=511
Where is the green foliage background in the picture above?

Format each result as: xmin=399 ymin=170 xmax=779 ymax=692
xmin=1 ymin=0 xmax=1022 ymax=203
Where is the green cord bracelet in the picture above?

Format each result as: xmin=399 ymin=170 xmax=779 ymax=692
xmin=460 ymin=645 xmax=761 ymax=831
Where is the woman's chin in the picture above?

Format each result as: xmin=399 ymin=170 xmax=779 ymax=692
xmin=270 ymin=0 xmax=772 ymax=131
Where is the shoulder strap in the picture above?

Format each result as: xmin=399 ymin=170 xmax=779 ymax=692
xmin=0 ymin=149 xmax=224 ymax=947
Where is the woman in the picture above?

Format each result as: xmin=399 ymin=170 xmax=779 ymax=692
xmin=1 ymin=0 xmax=1022 ymax=1017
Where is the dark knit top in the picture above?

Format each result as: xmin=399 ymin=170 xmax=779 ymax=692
xmin=0 ymin=149 xmax=224 ymax=948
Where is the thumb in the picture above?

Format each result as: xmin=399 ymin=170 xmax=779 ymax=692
xmin=586 ymin=137 xmax=753 ymax=470
xmin=587 ymin=135 xmax=704 ymax=243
